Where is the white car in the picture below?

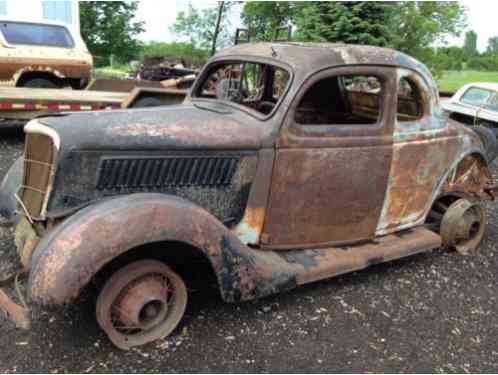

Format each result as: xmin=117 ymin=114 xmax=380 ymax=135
xmin=442 ymin=82 xmax=498 ymax=126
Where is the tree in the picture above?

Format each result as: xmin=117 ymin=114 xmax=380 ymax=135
xmin=241 ymin=1 xmax=295 ymax=42
xmin=238 ymin=1 xmax=468 ymax=76
xmin=388 ymin=2 xmax=467 ymax=61
xmin=487 ymin=36 xmax=498 ymax=54
xmin=170 ymin=2 xmax=233 ymax=54
xmin=80 ymin=1 xmax=145 ymax=66
xmin=293 ymin=2 xmax=392 ymax=46
xmin=211 ymin=2 xmax=225 ymax=55
xmin=433 ymin=46 xmax=465 ymax=71
xmin=463 ymin=30 xmax=478 ymax=57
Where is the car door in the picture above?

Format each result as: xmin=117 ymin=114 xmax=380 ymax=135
xmin=375 ymin=69 xmax=465 ymax=235
xmin=262 ymin=66 xmax=396 ymax=249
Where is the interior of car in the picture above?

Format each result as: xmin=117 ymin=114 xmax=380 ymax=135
xmin=197 ymin=62 xmax=290 ymax=115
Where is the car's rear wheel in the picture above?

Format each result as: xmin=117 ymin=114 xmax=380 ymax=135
xmin=96 ymin=259 xmax=188 ymax=350
xmin=430 ymin=198 xmax=487 ymax=255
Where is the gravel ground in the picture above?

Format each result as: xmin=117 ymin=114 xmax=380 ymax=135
xmin=1 ymin=123 xmax=498 ymax=373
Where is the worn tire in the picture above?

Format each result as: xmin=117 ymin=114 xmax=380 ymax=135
xmin=20 ymin=77 xmax=61 ymax=89
xmin=132 ymin=96 xmax=163 ymax=108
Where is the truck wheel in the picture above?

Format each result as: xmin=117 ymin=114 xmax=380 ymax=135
xmin=96 ymin=259 xmax=187 ymax=350
xmin=439 ymin=199 xmax=486 ymax=255
xmin=132 ymin=96 xmax=163 ymax=108
xmin=20 ymin=78 xmax=60 ymax=89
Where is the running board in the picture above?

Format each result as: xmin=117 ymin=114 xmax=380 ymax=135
xmin=277 ymin=227 xmax=442 ymax=285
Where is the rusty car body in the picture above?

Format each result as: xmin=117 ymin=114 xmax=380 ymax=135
xmin=0 ymin=19 xmax=93 ymax=89
xmin=0 ymin=42 xmax=497 ymax=349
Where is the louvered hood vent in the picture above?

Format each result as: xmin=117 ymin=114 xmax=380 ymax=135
xmin=97 ymin=156 xmax=239 ymax=190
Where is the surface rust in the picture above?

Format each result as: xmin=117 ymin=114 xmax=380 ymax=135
xmin=28 ymin=194 xmax=297 ymax=305
xmin=5 ymin=42 xmax=495 ymax=309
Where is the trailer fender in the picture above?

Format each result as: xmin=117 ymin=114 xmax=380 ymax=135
xmin=28 ymin=193 xmax=297 ymax=306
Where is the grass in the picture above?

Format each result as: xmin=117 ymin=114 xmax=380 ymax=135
xmin=94 ymin=65 xmax=133 ymax=80
xmin=437 ymin=70 xmax=498 ymax=92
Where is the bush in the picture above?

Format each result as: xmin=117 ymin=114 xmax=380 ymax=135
xmin=467 ymin=54 xmax=498 ymax=71
xmin=139 ymin=42 xmax=209 ymax=67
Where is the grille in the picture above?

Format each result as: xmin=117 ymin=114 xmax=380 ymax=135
xmin=20 ymin=133 xmax=56 ymax=219
xmin=97 ymin=156 xmax=239 ymax=190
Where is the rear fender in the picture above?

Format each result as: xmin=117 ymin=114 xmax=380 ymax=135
xmin=439 ymin=151 xmax=493 ymax=197
xmin=28 ymin=193 xmax=297 ymax=305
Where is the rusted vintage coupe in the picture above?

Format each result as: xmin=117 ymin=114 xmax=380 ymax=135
xmin=1 ymin=43 xmax=497 ymax=349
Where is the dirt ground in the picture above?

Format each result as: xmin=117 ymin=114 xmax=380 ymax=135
xmin=1 ymin=123 xmax=498 ymax=373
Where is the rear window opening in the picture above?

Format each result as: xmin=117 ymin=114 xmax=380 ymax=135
xmin=0 ymin=22 xmax=74 ymax=48
xmin=397 ymin=77 xmax=423 ymax=121
xmin=195 ymin=61 xmax=290 ymax=115
xmin=295 ymin=75 xmax=382 ymax=125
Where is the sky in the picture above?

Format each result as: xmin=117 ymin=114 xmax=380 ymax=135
xmin=134 ymin=0 xmax=498 ymax=52
xmin=134 ymin=0 xmax=239 ymax=44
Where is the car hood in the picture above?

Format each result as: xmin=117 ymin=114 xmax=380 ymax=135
xmin=36 ymin=102 xmax=266 ymax=151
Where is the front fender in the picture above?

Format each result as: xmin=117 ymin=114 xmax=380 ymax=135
xmin=29 ymin=193 xmax=297 ymax=305
xmin=0 ymin=157 xmax=23 ymax=223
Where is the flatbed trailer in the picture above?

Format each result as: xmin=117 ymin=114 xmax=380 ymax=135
xmin=0 ymin=78 xmax=188 ymax=120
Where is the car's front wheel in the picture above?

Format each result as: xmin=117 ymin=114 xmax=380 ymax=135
xmin=96 ymin=259 xmax=188 ymax=350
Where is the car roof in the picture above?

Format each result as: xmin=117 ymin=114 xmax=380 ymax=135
xmin=215 ymin=42 xmax=434 ymax=81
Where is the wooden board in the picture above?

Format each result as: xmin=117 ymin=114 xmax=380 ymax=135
xmin=0 ymin=288 xmax=30 ymax=329
xmin=0 ymin=86 xmax=128 ymax=104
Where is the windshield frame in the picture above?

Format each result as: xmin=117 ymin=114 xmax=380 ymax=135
xmin=190 ymin=56 xmax=294 ymax=121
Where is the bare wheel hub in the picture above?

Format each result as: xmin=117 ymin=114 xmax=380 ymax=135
xmin=113 ymin=275 xmax=169 ymax=330
xmin=440 ymin=199 xmax=486 ymax=255
xmin=96 ymin=259 xmax=188 ymax=350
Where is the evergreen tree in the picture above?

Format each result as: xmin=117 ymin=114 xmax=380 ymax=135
xmin=294 ymin=2 xmax=391 ymax=46
xmin=463 ymin=30 xmax=478 ymax=57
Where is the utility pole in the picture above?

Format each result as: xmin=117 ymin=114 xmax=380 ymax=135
xmin=211 ymin=1 xmax=224 ymax=56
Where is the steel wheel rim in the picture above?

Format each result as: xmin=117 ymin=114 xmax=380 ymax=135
xmin=440 ymin=199 xmax=486 ymax=255
xmin=96 ymin=260 xmax=187 ymax=350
